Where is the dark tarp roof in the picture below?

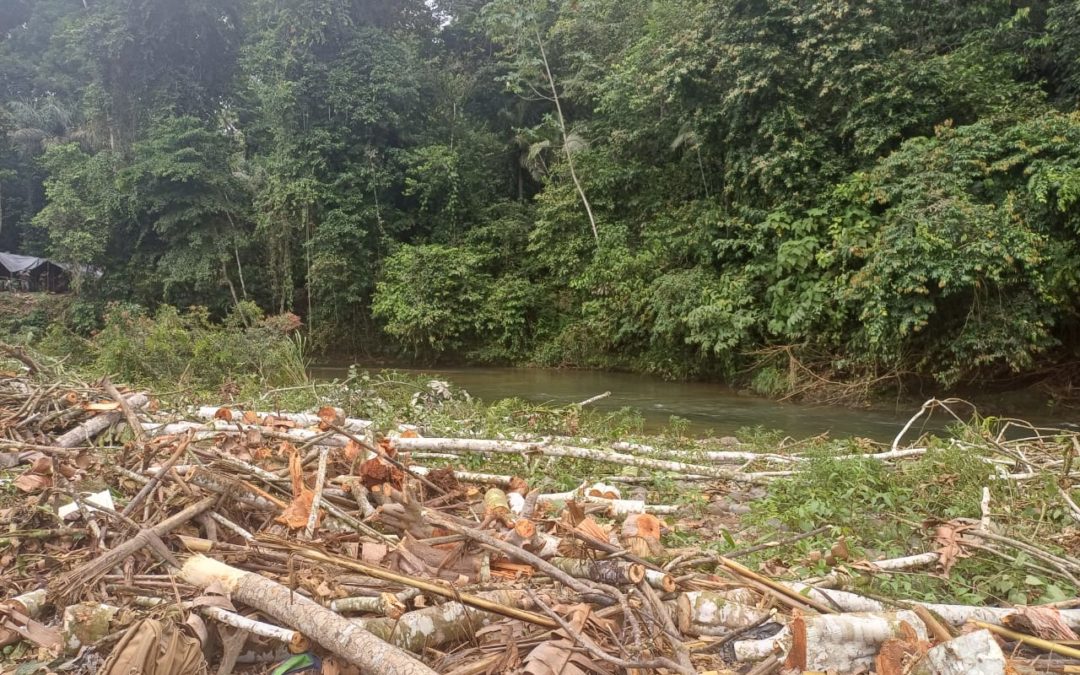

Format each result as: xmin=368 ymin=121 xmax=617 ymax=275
xmin=0 ymin=252 xmax=54 ymax=274
xmin=0 ymin=252 xmax=101 ymax=278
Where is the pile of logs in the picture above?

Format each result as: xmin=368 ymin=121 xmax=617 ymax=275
xmin=1 ymin=369 xmax=1079 ymax=674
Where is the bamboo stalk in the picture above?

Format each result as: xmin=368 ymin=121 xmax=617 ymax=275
xmin=913 ymin=604 xmax=953 ymax=643
xmin=974 ymin=621 xmax=1080 ymax=659
xmin=254 ymin=535 xmax=559 ymax=629
xmin=718 ymin=557 xmax=836 ymax=614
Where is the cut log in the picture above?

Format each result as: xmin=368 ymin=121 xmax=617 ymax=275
xmin=56 ymin=393 xmax=148 ymax=448
xmin=332 ymin=592 xmax=405 ymax=618
xmin=504 ymin=519 xmax=561 ymax=558
xmin=391 ymin=437 xmax=762 ymax=483
xmin=180 ymin=555 xmax=436 ymax=674
xmin=783 ymin=582 xmax=1080 ymax=629
xmin=408 ymin=465 xmax=514 ymax=488
xmin=142 ymin=421 xmax=350 ymax=449
xmin=549 ymin=557 xmax=645 ymax=586
xmin=611 ymin=441 xmax=803 ymax=465
xmin=354 ymin=590 xmax=533 ymax=653
xmin=61 ymin=602 xmax=119 ymax=654
xmin=0 ymin=588 xmax=49 ymax=648
xmin=194 ymin=406 xmax=371 ymax=431
xmin=676 ymin=589 xmax=773 ymax=636
xmin=622 ymin=513 xmax=664 ymax=558
xmin=6 ymin=588 xmax=46 ymax=619
xmin=912 ymin=629 xmax=1007 ymax=675
xmin=732 ymin=610 xmax=926 ymax=671
xmin=805 ymin=551 xmax=941 ymax=588
xmin=132 ymin=596 xmax=309 ymax=652
xmin=582 ymin=495 xmax=679 ymax=515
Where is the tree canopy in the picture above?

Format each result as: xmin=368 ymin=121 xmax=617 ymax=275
xmin=2 ymin=0 xmax=1080 ymax=394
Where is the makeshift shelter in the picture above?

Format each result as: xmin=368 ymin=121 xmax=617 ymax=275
xmin=0 ymin=251 xmax=72 ymax=292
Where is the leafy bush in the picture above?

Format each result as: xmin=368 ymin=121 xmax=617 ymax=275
xmin=372 ymin=244 xmax=490 ymax=359
xmin=89 ymin=303 xmax=308 ymax=390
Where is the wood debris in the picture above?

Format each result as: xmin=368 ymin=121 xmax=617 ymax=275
xmin=1 ymin=372 xmax=1080 ymax=674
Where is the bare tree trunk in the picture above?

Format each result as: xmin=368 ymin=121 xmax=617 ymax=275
xmin=232 ymin=245 xmax=248 ymax=300
xmin=697 ymin=146 xmax=710 ymax=199
xmin=535 ymin=28 xmax=598 ymax=244
xmin=221 ymin=259 xmax=247 ymax=327
xmin=303 ymin=204 xmax=313 ymax=336
xmin=222 ymin=207 xmax=248 ymax=300
xmin=181 ymin=556 xmax=437 ymax=675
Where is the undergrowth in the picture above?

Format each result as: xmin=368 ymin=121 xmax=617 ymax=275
xmin=4 ymin=312 xmax=1077 ymax=607
xmin=736 ymin=435 xmax=1078 ymax=605
xmin=28 ymin=302 xmax=309 ymax=393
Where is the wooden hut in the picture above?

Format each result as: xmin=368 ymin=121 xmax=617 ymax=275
xmin=0 ymin=252 xmax=72 ymax=292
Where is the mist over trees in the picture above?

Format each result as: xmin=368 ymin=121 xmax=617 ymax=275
xmin=2 ymin=0 xmax=1080 ymax=392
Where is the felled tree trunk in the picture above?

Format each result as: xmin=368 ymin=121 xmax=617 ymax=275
xmin=733 ymin=610 xmax=926 ymax=671
xmin=180 ymin=555 xmax=437 ymax=675
xmin=784 ymin=582 xmax=1080 ymax=629
xmin=193 ymin=406 xmax=371 ymax=431
xmin=674 ymin=589 xmax=772 ymax=636
xmin=391 ymin=437 xmax=760 ymax=483
xmin=142 ymin=421 xmax=348 ymax=448
xmin=912 ymin=629 xmax=1007 ymax=675
xmin=549 ymin=557 xmax=645 ymax=586
xmin=56 ymin=393 xmax=148 ymax=448
xmin=355 ymin=590 xmax=532 ymax=653
xmin=331 ymin=592 xmax=408 ymax=618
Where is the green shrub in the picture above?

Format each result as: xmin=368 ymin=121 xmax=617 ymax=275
xmin=372 ymin=244 xmax=490 ymax=359
xmin=89 ymin=303 xmax=308 ymax=391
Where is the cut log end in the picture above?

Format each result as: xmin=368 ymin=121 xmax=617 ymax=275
xmin=513 ymin=519 xmax=537 ymax=539
xmin=656 ymin=572 xmax=676 ymax=593
xmin=180 ymin=554 xmax=244 ymax=593
xmin=288 ymin=632 xmax=310 ymax=653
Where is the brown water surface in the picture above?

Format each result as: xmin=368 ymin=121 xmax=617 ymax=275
xmin=308 ymin=364 xmax=1067 ymax=441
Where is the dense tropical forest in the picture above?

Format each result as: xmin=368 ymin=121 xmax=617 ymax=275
xmin=2 ymin=0 xmax=1080 ymax=397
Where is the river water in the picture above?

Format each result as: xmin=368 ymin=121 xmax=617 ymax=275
xmin=308 ymin=364 xmax=1025 ymax=441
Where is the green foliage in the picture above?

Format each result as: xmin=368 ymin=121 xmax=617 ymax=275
xmin=120 ymin=115 xmax=250 ymax=306
xmin=32 ymin=143 xmax=121 ymax=286
xmin=372 ymin=244 xmax=491 ymax=358
xmin=5 ymin=0 xmax=1080 ymax=396
xmin=745 ymin=438 xmax=1076 ymax=604
xmin=90 ymin=304 xmax=308 ymax=390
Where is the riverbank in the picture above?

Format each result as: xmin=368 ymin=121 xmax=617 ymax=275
xmin=4 ymin=297 xmax=1075 ymax=426
xmin=2 ymin=350 xmax=1079 ymax=673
